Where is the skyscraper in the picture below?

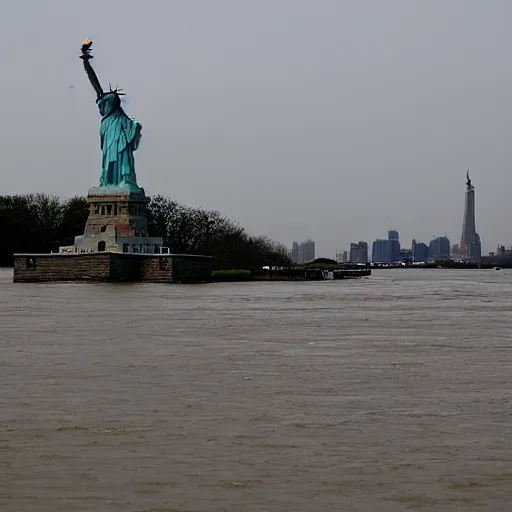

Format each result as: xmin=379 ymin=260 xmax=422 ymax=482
xmin=335 ymin=249 xmax=348 ymax=263
xmin=371 ymin=231 xmax=401 ymax=263
xmin=412 ymin=239 xmax=429 ymax=262
xmin=291 ymin=239 xmax=315 ymax=264
xmin=429 ymin=236 xmax=451 ymax=261
xmin=349 ymin=242 xmax=368 ymax=263
xmin=291 ymin=242 xmax=300 ymax=264
xmin=301 ymin=239 xmax=315 ymax=263
xmin=460 ymin=171 xmax=481 ymax=261
xmin=388 ymin=230 xmax=401 ymax=262
xmin=372 ymin=239 xmax=390 ymax=263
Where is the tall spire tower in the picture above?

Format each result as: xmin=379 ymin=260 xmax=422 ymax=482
xmin=460 ymin=170 xmax=481 ymax=261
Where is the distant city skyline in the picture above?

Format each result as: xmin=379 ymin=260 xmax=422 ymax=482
xmin=342 ymin=172 xmax=489 ymax=263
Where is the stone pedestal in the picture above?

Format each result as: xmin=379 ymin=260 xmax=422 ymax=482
xmin=63 ymin=185 xmax=164 ymax=254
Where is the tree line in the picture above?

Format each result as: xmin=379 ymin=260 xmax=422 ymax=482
xmin=0 ymin=194 xmax=291 ymax=269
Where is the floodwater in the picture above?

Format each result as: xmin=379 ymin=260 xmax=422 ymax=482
xmin=1 ymin=268 xmax=512 ymax=511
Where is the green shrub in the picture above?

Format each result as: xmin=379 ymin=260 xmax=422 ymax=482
xmin=212 ymin=269 xmax=252 ymax=282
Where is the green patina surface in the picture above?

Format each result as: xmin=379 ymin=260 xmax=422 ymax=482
xmin=80 ymin=40 xmax=143 ymax=193
xmin=97 ymin=93 xmax=142 ymax=190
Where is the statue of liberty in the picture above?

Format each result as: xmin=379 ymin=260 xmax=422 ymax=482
xmin=80 ymin=40 xmax=142 ymax=191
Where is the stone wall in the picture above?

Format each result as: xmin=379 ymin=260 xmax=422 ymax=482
xmin=139 ymin=256 xmax=173 ymax=283
xmin=13 ymin=254 xmax=111 ymax=283
xmin=13 ymin=253 xmax=212 ymax=284
xmin=172 ymin=255 xmax=213 ymax=283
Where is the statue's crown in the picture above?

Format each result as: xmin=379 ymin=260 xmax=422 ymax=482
xmin=106 ymin=83 xmax=125 ymax=97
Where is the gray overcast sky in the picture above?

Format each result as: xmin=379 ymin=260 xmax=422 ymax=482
xmin=1 ymin=0 xmax=511 ymax=256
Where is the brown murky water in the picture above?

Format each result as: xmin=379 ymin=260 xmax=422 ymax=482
xmin=1 ymin=267 xmax=512 ymax=511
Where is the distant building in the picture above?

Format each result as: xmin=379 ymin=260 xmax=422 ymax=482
xmin=483 ymin=245 xmax=512 ymax=266
xmin=412 ymin=239 xmax=429 ymax=262
xmin=301 ymin=239 xmax=315 ymax=263
xmin=495 ymin=245 xmax=512 ymax=264
xmin=497 ymin=245 xmax=512 ymax=258
xmin=459 ymin=171 xmax=481 ymax=261
xmin=349 ymin=241 xmax=368 ymax=263
xmin=336 ymin=249 xmax=348 ymax=263
xmin=429 ymin=236 xmax=450 ymax=261
xmin=371 ymin=230 xmax=401 ymax=263
xmin=291 ymin=239 xmax=315 ymax=264
xmin=291 ymin=242 xmax=299 ymax=264
xmin=388 ymin=230 xmax=400 ymax=262
xmin=389 ymin=240 xmax=400 ymax=262
xmin=399 ymin=249 xmax=412 ymax=263
xmin=372 ymin=239 xmax=390 ymax=263
xmin=388 ymin=230 xmax=399 ymax=242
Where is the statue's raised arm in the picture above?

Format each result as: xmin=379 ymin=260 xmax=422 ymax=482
xmin=79 ymin=40 xmax=103 ymax=99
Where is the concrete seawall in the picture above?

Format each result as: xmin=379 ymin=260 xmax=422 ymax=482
xmin=13 ymin=252 xmax=213 ymax=283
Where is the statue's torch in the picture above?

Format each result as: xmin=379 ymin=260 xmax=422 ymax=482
xmin=80 ymin=39 xmax=93 ymax=59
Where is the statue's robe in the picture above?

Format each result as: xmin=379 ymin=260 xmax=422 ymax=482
xmin=97 ymin=93 xmax=142 ymax=187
